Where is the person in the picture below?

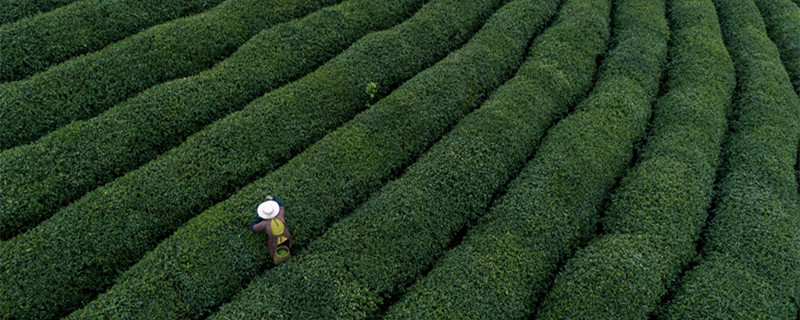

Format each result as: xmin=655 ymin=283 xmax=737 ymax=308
xmin=250 ymin=195 xmax=293 ymax=264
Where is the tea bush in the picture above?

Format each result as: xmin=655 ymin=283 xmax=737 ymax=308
xmin=0 ymin=0 xmax=426 ymax=240
xmin=533 ymin=0 xmax=735 ymax=317
xmin=387 ymin=0 xmax=668 ymax=318
xmin=209 ymin=0 xmax=612 ymax=317
xmin=753 ymin=0 xmax=800 ymax=96
xmin=0 ymin=0 xmax=223 ymax=82
xmin=67 ymin=0 xmax=561 ymax=317
xmin=0 ymin=0 xmax=503 ymax=318
xmin=0 ymin=0 xmax=77 ymax=24
xmin=660 ymin=0 xmax=800 ymax=318
xmin=0 ymin=0 xmax=340 ymax=150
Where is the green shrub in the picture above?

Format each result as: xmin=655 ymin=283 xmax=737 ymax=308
xmin=0 ymin=0 xmax=427 ymax=240
xmin=0 ymin=0 xmax=504 ymax=318
xmin=532 ymin=1 xmax=736 ymax=317
xmin=67 ymin=0 xmax=562 ymax=317
xmin=385 ymin=1 xmax=669 ymax=319
xmin=665 ymin=253 xmax=794 ymax=318
xmin=208 ymin=0 xmax=612 ymax=318
xmin=0 ymin=0 xmax=77 ymax=24
xmin=0 ymin=0 xmax=224 ymax=82
xmin=753 ymin=0 xmax=800 ymax=96
xmin=660 ymin=0 xmax=800 ymax=318
xmin=0 ymin=0 xmax=341 ymax=150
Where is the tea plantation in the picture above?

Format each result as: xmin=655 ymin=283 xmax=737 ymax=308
xmin=1 ymin=0 xmax=799 ymax=319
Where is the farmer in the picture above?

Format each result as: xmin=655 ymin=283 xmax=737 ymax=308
xmin=250 ymin=195 xmax=293 ymax=265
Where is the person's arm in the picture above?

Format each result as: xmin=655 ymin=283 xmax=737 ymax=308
xmin=249 ymin=217 xmax=263 ymax=231
xmin=272 ymin=198 xmax=285 ymax=207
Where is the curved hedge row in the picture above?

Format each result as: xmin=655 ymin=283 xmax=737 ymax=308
xmin=753 ymin=0 xmax=800 ymax=96
xmin=385 ymin=1 xmax=668 ymax=318
xmin=0 ymin=0 xmax=427 ymax=241
xmin=0 ymin=0 xmax=224 ymax=82
xmin=0 ymin=0 xmax=77 ymax=25
xmin=756 ymin=0 xmax=800 ymax=259
xmin=0 ymin=0 xmax=503 ymax=318
xmin=67 ymin=0 xmax=560 ymax=317
xmin=533 ymin=0 xmax=735 ymax=318
xmin=209 ymin=0 xmax=611 ymax=318
xmin=0 ymin=0 xmax=340 ymax=150
xmin=660 ymin=0 xmax=800 ymax=318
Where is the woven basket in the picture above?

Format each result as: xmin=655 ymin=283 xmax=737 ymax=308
xmin=273 ymin=245 xmax=291 ymax=265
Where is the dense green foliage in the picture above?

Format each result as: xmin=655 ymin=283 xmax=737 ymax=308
xmin=67 ymin=0 xmax=561 ymax=317
xmin=0 ymin=0 xmax=224 ymax=82
xmin=386 ymin=1 xmax=667 ymax=318
xmin=660 ymin=0 xmax=800 ymax=318
xmin=0 ymin=0 xmax=503 ymax=318
xmin=0 ymin=0 xmax=76 ymax=24
xmin=209 ymin=0 xmax=611 ymax=318
xmin=533 ymin=0 xmax=736 ymax=318
xmin=3 ymin=0 xmax=799 ymax=317
xmin=753 ymin=0 xmax=800 ymax=96
xmin=0 ymin=0 xmax=340 ymax=150
xmin=0 ymin=0 xmax=427 ymax=240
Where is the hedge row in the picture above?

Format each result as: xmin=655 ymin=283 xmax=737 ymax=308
xmin=753 ymin=0 xmax=800 ymax=96
xmin=67 ymin=0 xmax=561 ymax=318
xmin=0 ymin=0 xmax=341 ymax=150
xmin=660 ymin=0 xmax=800 ymax=318
xmin=533 ymin=0 xmax=736 ymax=318
xmin=385 ymin=1 xmax=668 ymax=318
xmin=0 ymin=0 xmax=428 ymax=241
xmin=0 ymin=0 xmax=76 ymax=25
xmin=0 ymin=0 xmax=224 ymax=82
xmin=0 ymin=0 xmax=504 ymax=318
xmin=754 ymin=0 xmax=800 ymax=197
xmin=208 ymin=0 xmax=611 ymax=318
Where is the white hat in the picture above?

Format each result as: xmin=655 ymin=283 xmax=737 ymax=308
xmin=257 ymin=200 xmax=280 ymax=219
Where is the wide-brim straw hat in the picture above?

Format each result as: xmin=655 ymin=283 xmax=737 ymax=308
xmin=257 ymin=200 xmax=280 ymax=219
